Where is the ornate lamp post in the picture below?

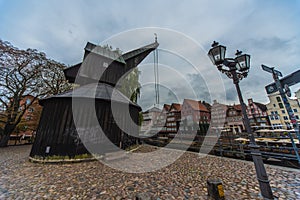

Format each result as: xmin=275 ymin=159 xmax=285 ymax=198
xmin=208 ymin=41 xmax=274 ymax=199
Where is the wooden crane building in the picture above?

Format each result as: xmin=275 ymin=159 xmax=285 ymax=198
xmin=30 ymin=40 xmax=159 ymax=158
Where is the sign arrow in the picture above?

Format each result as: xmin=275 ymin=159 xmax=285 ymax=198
xmin=261 ymin=64 xmax=283 ymax=77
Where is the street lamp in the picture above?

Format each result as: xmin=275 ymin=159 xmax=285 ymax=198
xmin=208 ymin=41 xmax=274 ymax=199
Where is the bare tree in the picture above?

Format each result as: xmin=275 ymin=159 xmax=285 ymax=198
xmin=0 ymin=39 xmax=72 ymax=147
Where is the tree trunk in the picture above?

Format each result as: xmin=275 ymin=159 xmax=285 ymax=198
xmin=0 ymin=134 xmax=10 ymax=147
xmin=0 ymin=124 xmax=16 ymax=147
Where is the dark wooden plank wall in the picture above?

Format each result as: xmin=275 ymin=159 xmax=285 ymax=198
xmin=30 ymin=98 xmax=140 ymax=158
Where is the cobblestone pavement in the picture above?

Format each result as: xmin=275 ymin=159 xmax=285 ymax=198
xmin=0 ymin=145 xmax=299 ymax=200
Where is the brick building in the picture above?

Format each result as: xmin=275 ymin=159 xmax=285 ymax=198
xmin=181 ymin=99 xmax=210 ymax=133
xmin=8 ymin=95 xmax=42 ymax=144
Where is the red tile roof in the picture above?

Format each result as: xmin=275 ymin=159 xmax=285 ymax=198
xmin=233 ymin=104 xmax=242 ymax=111
xmin=170 ymin=103 xmax=182 ymax=111
xmin=202 ymin=101 xmax=212 ymax=111
xmin=184 ymin=99 xmax=209 ymax=112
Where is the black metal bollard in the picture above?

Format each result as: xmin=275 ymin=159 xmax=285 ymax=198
xmin=207 ymin=178 xmax=225 ymax=200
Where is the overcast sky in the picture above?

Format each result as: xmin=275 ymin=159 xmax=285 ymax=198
xmin=1 ymin=0 xmax=299 ymax=110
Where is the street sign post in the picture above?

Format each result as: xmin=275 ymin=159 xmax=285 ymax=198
xmin=262 ymin=64 xmax=300 ymax=165
xmin=265 ymin=69 xmax=300 ymax=94
xmin=284 ymin=84 xmax=291 ymax=97
xmin=261 ymin=64 xmax=283 ymax=77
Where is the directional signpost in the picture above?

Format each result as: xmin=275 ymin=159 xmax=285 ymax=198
xmin=265 ymin=68 xmax=300 ymax=94
xmin=262 ymin=65 xmax=300 ymax=165
xmin=261 ymin=64 xmax=282 ymax=77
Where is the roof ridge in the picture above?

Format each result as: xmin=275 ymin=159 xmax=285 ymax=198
xmin=122 ymin=41 xmax=159 ymax=60
xmin=184 ymin=99 xmax=209 ymax=112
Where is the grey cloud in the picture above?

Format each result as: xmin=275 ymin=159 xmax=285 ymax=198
xmin=1 ymin=0 xmax=300 ymax=106
xmin=225 ymin=86 xmax=238 ymax=102
xmin=186 ymin=73 xmax=211 ymax=103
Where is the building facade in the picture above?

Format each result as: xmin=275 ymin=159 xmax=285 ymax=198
xmin=266 ymin=92 xmax=300 ymax=129
xmin=140 ymin=106 xmax=162 ymax=135
xmin=226 ymin=104 xmax=244 ymax=133
xmin=165 ymin=103 xmax=181 ymax=133
xmin=159 ymin=104 xmax=170 ymax=134
xmin=210 ymin=100 xmax=227 ymax=129
xmin=246 ymin=98 xmax=270 ymax=129
xmin=181 ymin=99 xmax=210 ymax=133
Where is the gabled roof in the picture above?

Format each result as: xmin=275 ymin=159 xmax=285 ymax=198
xmin=163 ymin=104 xmax=171 ymax=112
xmin=184 ymin=99 xmax=209 ymax=112
xmin=63 ymin=41 xmax=159 ymax=84
xmin=170 ymin=103 xmax=181 ymax=112
xmin=227 ymin=104 xmax=242 ymax=111
xmin=201 ymin=101 xmax=211 ymax=112
xmin=233 ymin=104 xmax=242 ymax=111
xmin=146 ymin=106 xmax=161 ymax=113
xmin=254 ymin=102 xmax=267 ymax=112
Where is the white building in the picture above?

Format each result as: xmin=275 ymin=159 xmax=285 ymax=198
xmin=140 ymin=106 xmax=163 ymax=135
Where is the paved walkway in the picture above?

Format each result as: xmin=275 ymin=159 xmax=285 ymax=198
xmin=0 ymin=145 xmax=299 ymax=199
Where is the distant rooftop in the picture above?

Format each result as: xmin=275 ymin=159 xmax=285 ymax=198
xmin=170 ymin=103 xmax=182 ymax=111
xmin=144 ymin=106 xmax=162 ymax=113
xmin=184 ymin=99 xmax=209 ymax=112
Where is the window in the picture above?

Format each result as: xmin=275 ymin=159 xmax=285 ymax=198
xmin=28 ymin=108 xmax=34 ymax=112
xmin=281 ymin=110 xmax=285 ymax=114
xmin=278 ymin=103 xmax=284 ymax=109
xmin=276 ymin=97 xmax=281 ymax=102
xmin=293 ymin=109 xmax=298 ymax=113
xmin=296 ymin=115 xmax=299 ymax=120
xmin=283 ymin=116 xmax=288 ymax=120
xmin=273 ymin=104 xmax=276 ymax=107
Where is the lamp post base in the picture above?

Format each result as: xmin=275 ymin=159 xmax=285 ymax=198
xmin=250 ymin=147 xmax=274 ymax=199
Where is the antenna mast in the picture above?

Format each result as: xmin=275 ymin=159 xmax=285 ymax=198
xmin=153 ymin=33 xmax=159 ymax=106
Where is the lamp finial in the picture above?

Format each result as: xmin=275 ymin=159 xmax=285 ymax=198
xmin=235 ymin=50 xmax=242 ymax=56
xmin=212 ymin=41 xmax=219 ymax=47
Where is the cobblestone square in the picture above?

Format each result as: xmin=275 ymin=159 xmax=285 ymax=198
xmin=0 ymin=145 xmax=299 ymax=199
